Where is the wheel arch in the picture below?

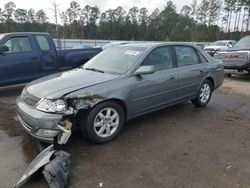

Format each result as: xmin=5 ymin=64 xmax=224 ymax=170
xmin=103 ymin=98 xmax=128 ymax=120
xmin=76 ymin=98 xmax=128 ymax=122
xmin=205 ymin=77 xmax=215 ymax=90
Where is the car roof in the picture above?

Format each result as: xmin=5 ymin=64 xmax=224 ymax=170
xmin=1 ymin=32 xmax=49 ymax=36
xmin=121 ymin=42 xmax=197 ymax=49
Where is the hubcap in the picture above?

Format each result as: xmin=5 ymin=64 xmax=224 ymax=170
xmin=199 ymin=83 xmax=211 ymax=103
xmin=94 ymin=108 xmax=119 ymax=138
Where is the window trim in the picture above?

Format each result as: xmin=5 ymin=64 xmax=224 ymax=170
xmin=2 ymin=36 xmax=33 ymax=54
xmin=173 ymin=45 xmax=202 ymax=67
xmin=140 ymin=46 xmax=175 ymax=72
xmin=35 ymin=35 xmax=51 ymax=52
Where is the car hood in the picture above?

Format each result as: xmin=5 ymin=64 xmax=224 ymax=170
xmin=219 ymin=46 xmax=250 ymax=52
xmin=26 ymin=68 xmax=119 ymax=99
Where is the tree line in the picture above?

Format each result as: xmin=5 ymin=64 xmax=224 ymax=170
xmin=0 ymin=0 xmax=250 ymax=42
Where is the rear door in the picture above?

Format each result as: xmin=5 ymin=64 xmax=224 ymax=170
xmin=131 ymin=46 xmax=178 ymax=115
xmin=0 ymin=35 xmax=38 ymax=85
xmin=174 ymin=45 xmax=206 ymax=101
xmin=35 ymin=35 xmax=59 ymax=74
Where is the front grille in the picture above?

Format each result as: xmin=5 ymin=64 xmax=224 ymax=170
xmin=21 ymin=89 xmax=41 ymax=107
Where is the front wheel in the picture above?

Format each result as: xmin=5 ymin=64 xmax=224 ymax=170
xmin=191 ymin=80 xmax=213 ymax=108
xmin=81 ymin=101 xmax=125 ymax=143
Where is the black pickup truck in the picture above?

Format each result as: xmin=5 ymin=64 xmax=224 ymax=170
xmin=0 ymin=32 xmax=102 ymax=86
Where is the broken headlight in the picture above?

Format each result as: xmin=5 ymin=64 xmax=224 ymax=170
xmin=36 ymin=99 xmax=67 ymax=113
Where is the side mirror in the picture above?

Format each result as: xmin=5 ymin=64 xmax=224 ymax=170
xmin=0 ymin=45 xmax=9 ymax=54
xmin=133 ymin=66 xmax=155 ymax=76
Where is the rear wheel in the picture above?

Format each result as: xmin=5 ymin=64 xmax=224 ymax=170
xmin=191 ymin=80 xmax=213 ymax=107
xmin=81 ymin=101 xmax=125 ymax=143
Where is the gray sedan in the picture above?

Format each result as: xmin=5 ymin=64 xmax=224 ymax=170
xmin=16 ymin=43 xmax=224 ymax=144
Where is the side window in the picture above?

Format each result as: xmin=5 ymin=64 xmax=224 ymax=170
xmin=141 ymin=46 xmax=173 ymax=71
xmin=3 ymin=37 xmax=32 ymax=53
xmin=197 ymin=51 xmax=208 ymax=63
xmin=36 ymin=35 xmax=50 ymax=51
xmin=175 ymin=46 xmax=199 ymax=67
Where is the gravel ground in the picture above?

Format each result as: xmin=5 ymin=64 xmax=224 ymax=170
xmin=0 ymin=75 xmax=250 ymax=188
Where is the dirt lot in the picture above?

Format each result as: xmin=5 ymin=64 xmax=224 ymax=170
xmin=0 ymin=75 xmax=250 ymax=188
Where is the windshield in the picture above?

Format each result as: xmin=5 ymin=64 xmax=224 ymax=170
xmin=213 ymin=41 xmax=227 ymax=46
xmin=83 ymin=46 xmax=146 ymax=75
xmin=234 ymin=36 xmax=250 ymax=48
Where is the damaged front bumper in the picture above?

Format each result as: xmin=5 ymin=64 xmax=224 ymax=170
xmin=16 ymin=97 xmax=71 ymax=144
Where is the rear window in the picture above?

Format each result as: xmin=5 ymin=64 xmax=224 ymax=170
xmin=36 ymin=35 xmax=50 ymax=51
xmin=175 ymin=46 xmax=199 ymax=67
xmin=197 ymin=51 xmax=208 ymax=63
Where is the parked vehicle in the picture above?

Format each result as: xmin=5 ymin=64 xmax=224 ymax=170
xmin=194 ymin=43 xmax=205 ymax=49
xmin=214 ymin=36 xmax=250 ymax=76
xmin=0 ymin=32 xmax=102 ymax=86
xmin=16 ymin=43 xmax=224 ymax=145
xmin=204 ymin=40 xmax=236 ymax=56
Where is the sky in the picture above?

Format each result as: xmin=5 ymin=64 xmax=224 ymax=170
xmin=0 ymin=0 xmax=193 ymax=22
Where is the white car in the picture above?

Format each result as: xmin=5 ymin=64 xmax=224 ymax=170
xmin=204 ymin=40 xmax=236 ymax=56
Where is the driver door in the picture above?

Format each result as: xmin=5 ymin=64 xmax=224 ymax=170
xmin=0 ymin=36 xmax=38 ymax=85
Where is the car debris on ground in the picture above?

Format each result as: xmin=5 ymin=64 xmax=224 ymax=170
xmin=43 ymin=150 xmax=71 ymax=188
xmin=14 ymin=145 xmax=71 ymax=188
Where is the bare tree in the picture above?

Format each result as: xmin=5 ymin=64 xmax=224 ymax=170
xmin=208 ymin=0 xmax=221 ymax=26
xmin=242 ymin=6 xmax=249 ymax=31
xmin=50 ymin=1 xmax=60 ymax=39
xmin=233 ymin=1 xmax=242 ymax=31
xmin=191 ymin=0 xmax=198 ymax=20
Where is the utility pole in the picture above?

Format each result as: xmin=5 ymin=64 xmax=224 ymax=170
xmin=50 ymin=1 xmax=59 ymax=39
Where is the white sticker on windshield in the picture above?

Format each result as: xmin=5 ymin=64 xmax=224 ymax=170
xmin=125 ymin=50 xmax=140 ymax=56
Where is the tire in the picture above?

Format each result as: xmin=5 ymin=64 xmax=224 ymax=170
xmin=81 ymin=101 xmax=125 ymax=143
xmin=225 ymin=73 xmax=232 ymax=77
xmin=191 ymin=80 xmax=213 ymax=108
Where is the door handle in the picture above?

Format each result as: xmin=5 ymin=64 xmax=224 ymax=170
xmin=30 ymin=56 xmax=39 ymax=60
